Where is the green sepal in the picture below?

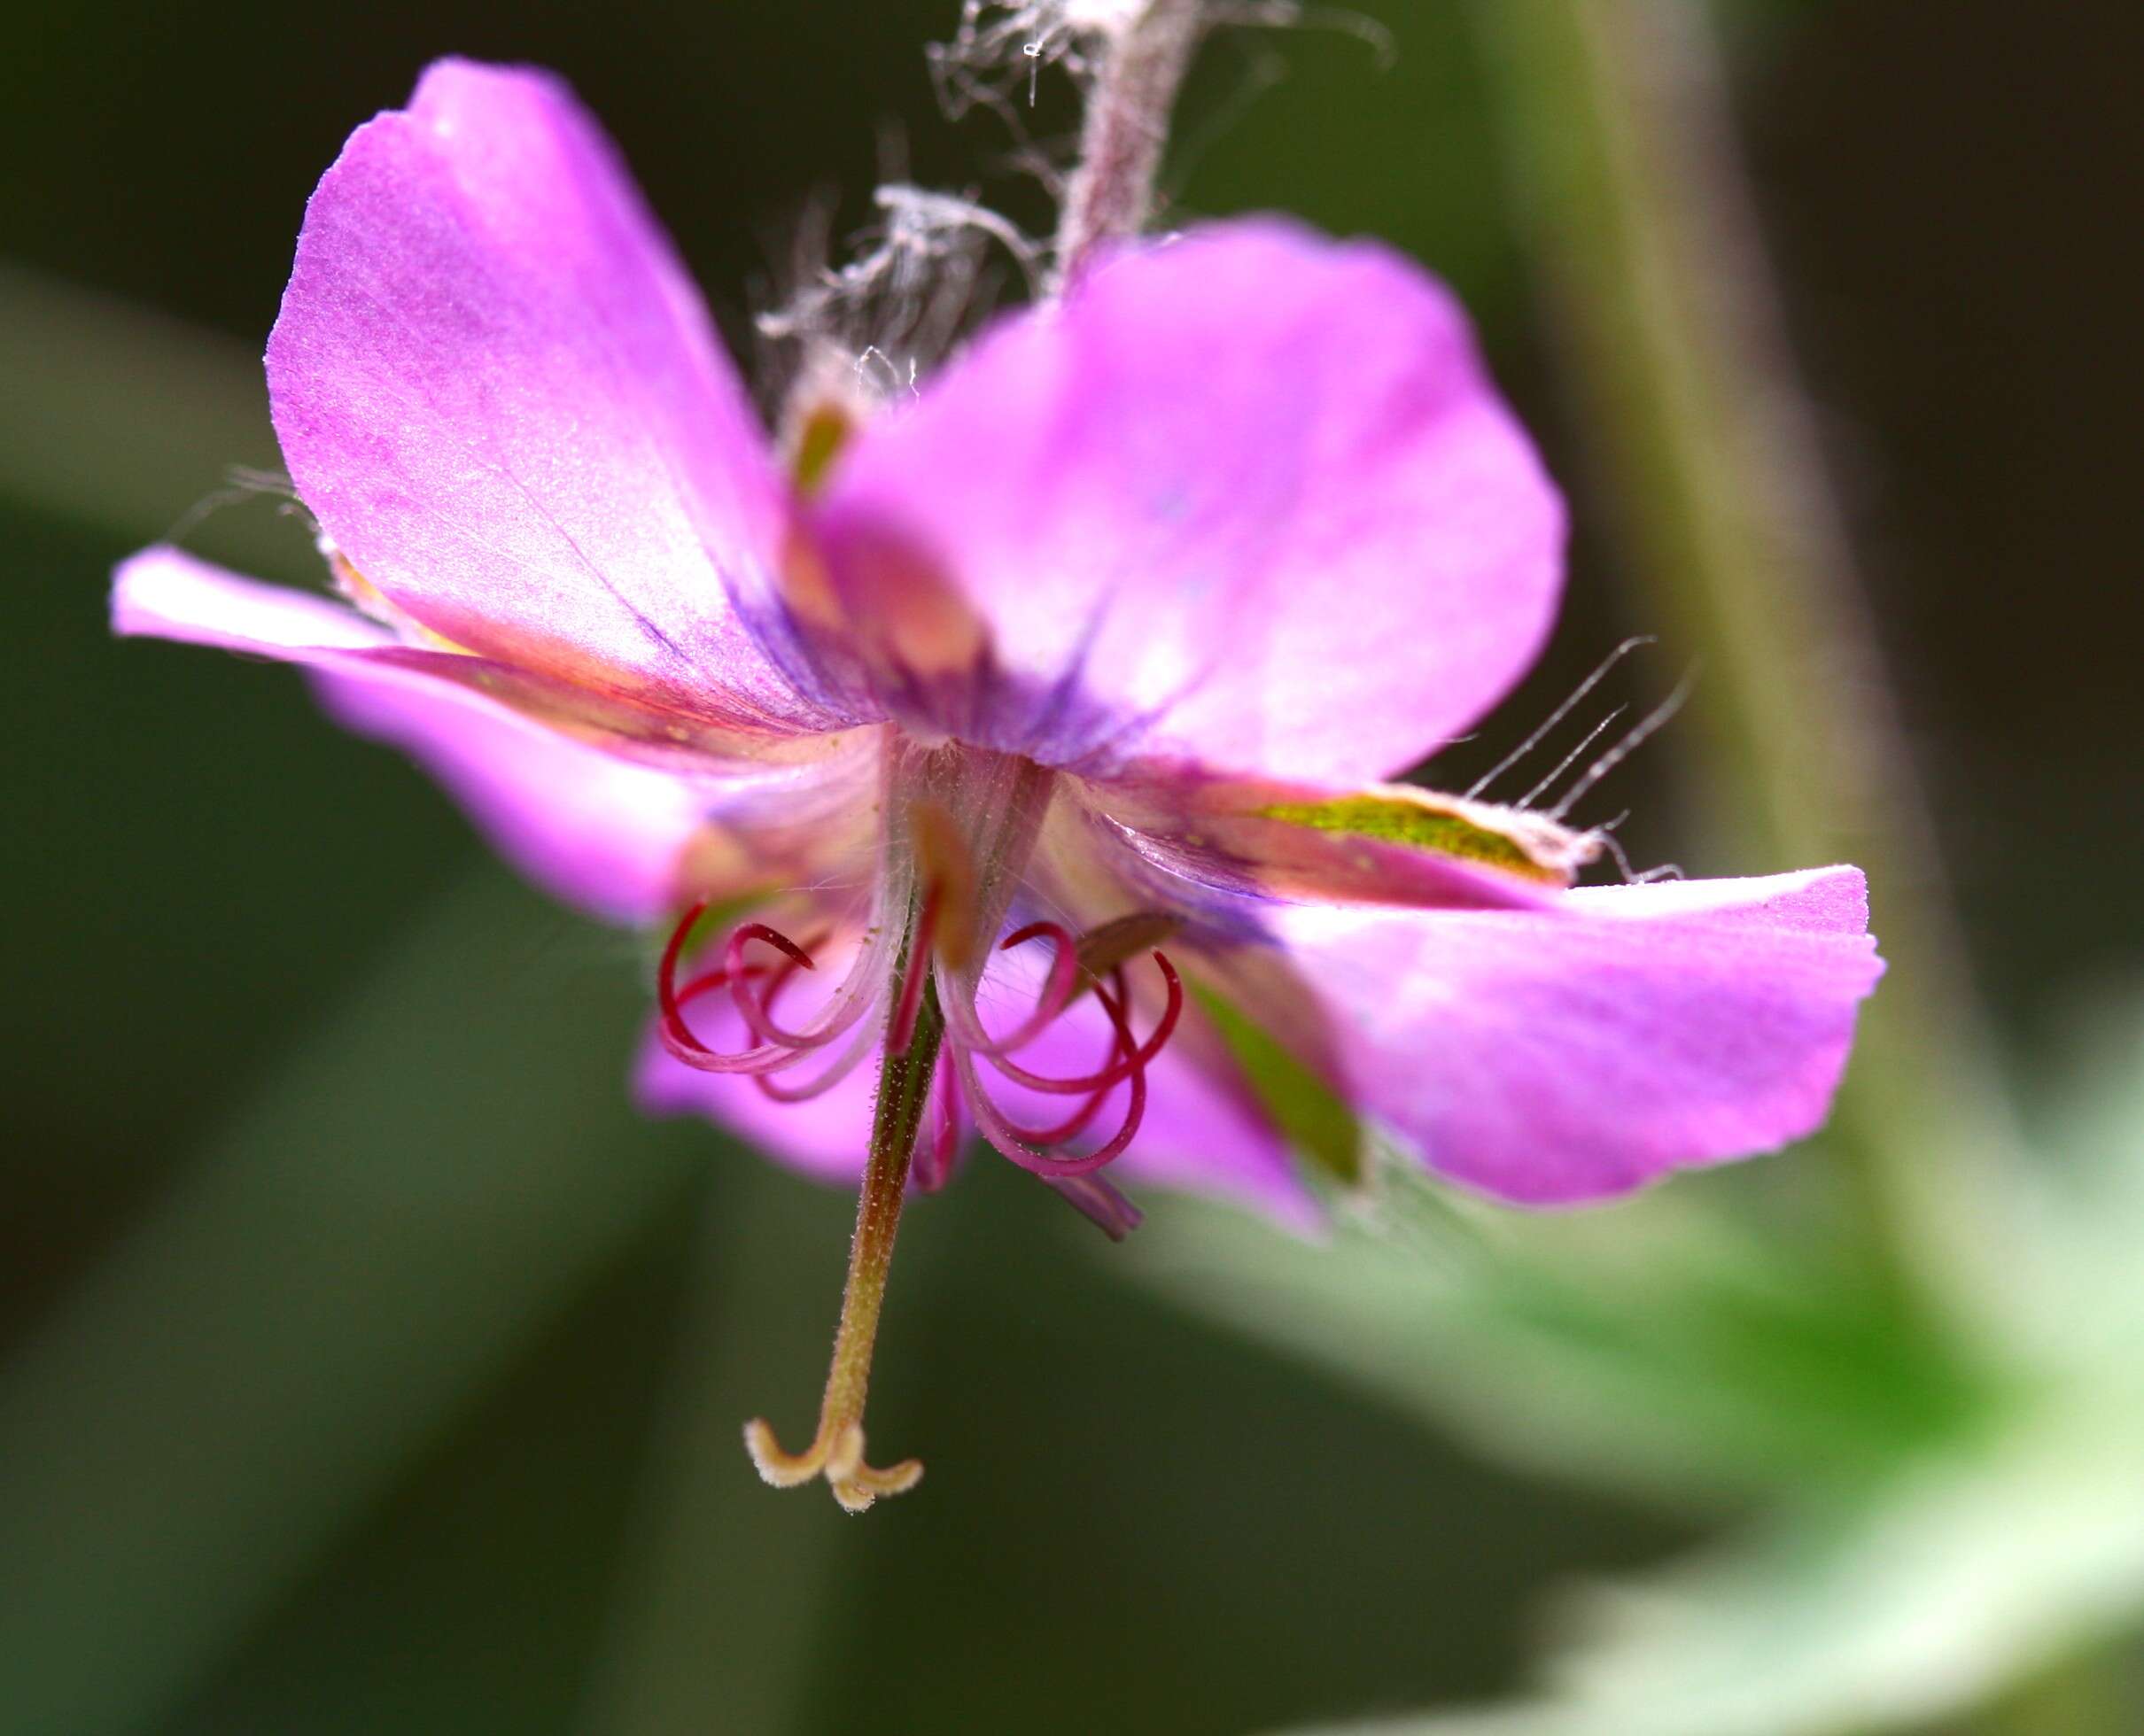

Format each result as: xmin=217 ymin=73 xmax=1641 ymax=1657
xmin=1192 ymin=982 xmax=1365 ymax=1187
xmin=788 ymin=402 xmax=854 ymax=499
xmin=1255 ymin=793 xmax=1573 ymax=882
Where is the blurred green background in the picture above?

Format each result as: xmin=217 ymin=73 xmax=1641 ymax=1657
xmin=5 ymin=2 xmax=2141 ymax=1732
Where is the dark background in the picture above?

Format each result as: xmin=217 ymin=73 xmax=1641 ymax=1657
xmin=4 ymin=2 xmax=2139 ymax=1731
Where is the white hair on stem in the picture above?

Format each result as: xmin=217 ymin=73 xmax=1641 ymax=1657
xmin=1049 ymin=0 xmax=1209 ymax=284
xmin=757 ymin=182 xmax=1043 ymax=389
xmin=925 ymin=2 xmax=1225 ymax=287
xmin=928 ymin=0 xmax=1127 ymax=122
xmin=757 ymin=182 xmax=1042 ymax=341
xmin=759 ymin=0 xmax=1221 ymax=407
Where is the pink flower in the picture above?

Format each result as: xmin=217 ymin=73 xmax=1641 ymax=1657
xmin=112 ymin=61 xmax=1882 ymax=1509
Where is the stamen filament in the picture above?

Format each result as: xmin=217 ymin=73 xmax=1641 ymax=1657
xmin=750 ymin=1011 xmax=882 ymax=1104
xmin=952 ymin=968 xmax=1154 ymax=1177
xmin=743 ymin=921 xmax=944 ymax=1513
xmin=991 ymin=974 xmax=1131 ymax=1146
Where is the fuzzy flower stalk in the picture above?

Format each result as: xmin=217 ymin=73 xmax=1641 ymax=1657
xmin=112 ymin=43 xmax=1880 ymax=1513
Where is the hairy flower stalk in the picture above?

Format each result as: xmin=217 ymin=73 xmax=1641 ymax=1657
xmin=112 ymin=52 xmax=1884 ymax=1515
xmin=1053 ymin=0 xmax=1209 ymax=283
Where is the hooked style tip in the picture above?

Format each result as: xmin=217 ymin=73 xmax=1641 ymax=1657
xmin=742 ymin=1416 xmax=827 ymax=1489
xmin=743 ymin=1416 xmax=924 ymax=1514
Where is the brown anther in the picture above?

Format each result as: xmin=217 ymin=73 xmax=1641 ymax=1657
xmin=1073 ymin=910 xmax=1184 ymax=989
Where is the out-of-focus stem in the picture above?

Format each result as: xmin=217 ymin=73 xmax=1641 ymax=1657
xmin=1053 ymin=0 xmax=1208 ymax=286
xmin=1977 ymin=1638 xmax=2137 ymax=1736
xmin=1475 ymin=0 xmax=2020 ymax=1331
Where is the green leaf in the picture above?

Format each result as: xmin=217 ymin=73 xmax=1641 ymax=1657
xmin=1130 ymin=1174 xmax=1985 ymax=1507
xmin=1271 ymin=1381 xmax=2144 ymax=1736
xmin=1255 ymin=1009 xmax=2144 ymax=1736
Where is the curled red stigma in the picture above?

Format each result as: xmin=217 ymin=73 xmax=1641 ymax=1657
xmin=738 ymin=927 xmax=880 ymax=1104
xmin=983 ymin=966 xmax=1149 ymax=1163
xmin=959 ymin=920 xmax=1081 ymax=1056
xmin=980 ymin=946 xmax=1183 ymax=1097
xmin=661 ymin=894 xmax=1185 ymax=1213
xmin=726 ymin=922 xmax=839 ymax=1050
xmin=952 ymin=941 xmax=1182 ymax=1181
xmin=658 ymin=902 xmax=869 ymax=1076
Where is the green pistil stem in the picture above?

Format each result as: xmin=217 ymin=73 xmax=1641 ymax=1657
xmin=748 ymin=744 xmax=1053 ymax=1510
xmin=824 ymin=978 xmax=944 ymax=1454
xmin=744 ymin=965 xmax=944 ymax=1514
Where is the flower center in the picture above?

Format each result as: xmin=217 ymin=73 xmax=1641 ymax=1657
xmin=649 ymin=742 xmax=1184 ymax=1510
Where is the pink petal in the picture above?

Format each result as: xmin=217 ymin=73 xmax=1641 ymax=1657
xmin=633 ymin=994 xmax=884 ymax=1187
xmin=1267 ymin=867 xmax=1884 ymax=1205
xmin=813 ymin=218 xmax=1563 ymax=783
xmin=115 ymin=547 xmax=706 ymax=920
xmin=116 ymin=546 xmax=859 ymax=778
xmin=113 ymin=542 xmax=396 ymax=654
xmin=268 ymin=59 xmax=843 ymax=732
